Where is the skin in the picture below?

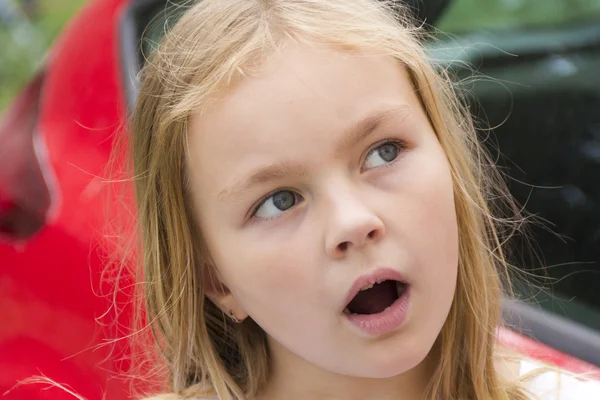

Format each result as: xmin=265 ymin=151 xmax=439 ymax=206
xmin=187 ymin=43 xmax=459 ymax=400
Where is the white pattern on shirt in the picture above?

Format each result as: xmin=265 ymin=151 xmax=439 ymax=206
xmin=521 ymin=360 xmax=600 ymax=399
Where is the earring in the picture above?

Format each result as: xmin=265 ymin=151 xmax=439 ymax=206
xmin=229 ymin=309 xmax=241 ymax=323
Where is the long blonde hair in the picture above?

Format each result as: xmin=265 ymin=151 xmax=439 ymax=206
xmin=125 ymin=0 xmax=531 ymax=398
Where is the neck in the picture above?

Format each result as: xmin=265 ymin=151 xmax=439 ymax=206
xmin=257 ymin=339 xmax=436 ymax=400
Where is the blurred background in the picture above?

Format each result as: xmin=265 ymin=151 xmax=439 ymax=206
xmin=0 ymin=0 xmax=86 ymax=110
xmin=3 ymin=0 xmax=600 ymax=111
xmin=1 ymin=0 xmax=600 ymax=399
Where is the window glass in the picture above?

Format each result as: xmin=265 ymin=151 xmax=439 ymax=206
xmin=437 ymin=0 xmax=600 ymax=333
xmin=140 ymin=2 xmax=187 ymax=60
xmin=438 ymin=0 xmax=600 ymax=33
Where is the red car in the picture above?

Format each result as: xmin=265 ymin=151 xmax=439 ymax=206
xmin=1 ymin=0 xmax=600 ymax=398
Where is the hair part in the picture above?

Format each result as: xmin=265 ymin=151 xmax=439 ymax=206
xmin=126 ymin=0 xmax=533 ymax=399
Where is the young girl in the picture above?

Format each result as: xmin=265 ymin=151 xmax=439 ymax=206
xmin=125 ymin=0 xmax=600 ymax=399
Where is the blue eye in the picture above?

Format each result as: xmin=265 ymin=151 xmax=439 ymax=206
xmin=254 ymin=190 xmax=300 ymax=219
xmin=363 ymin=142 xmax=401 ymax=170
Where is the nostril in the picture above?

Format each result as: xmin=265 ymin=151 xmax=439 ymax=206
xmin=368 ymin=230 xmax=377 ymax=239
xmin=338 ymin=241 xmax=349 ymax=252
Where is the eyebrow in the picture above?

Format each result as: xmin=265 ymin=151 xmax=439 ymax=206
xmin=336 ymin=105 xmax=410 ymax=156
xmin=217 ymin=105 xmax=411 ymax=202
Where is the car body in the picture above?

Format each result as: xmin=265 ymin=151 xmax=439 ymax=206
xmin=1 ymin=0 xmax=599 ymax=398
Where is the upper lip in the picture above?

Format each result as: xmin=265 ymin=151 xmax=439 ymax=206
xmin=342 ymin=267 xmax=408 ymax=311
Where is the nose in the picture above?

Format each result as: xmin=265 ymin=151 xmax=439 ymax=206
xmin=325 ymin=191 xmax=385 ymax=259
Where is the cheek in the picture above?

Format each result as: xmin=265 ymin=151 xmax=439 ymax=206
xmin=210 ymin=232 xmax=320 ymax=308
xmin=398 ymin=150 xmax=459 ymax=281
xmin=423 ymin=174 xmax=458 ymax=263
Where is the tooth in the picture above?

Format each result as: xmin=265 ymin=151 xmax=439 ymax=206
xmin=396 ymin=282 xmax=405 ymax=297
xmin=360 ymin=283 xmax=374 ymax=291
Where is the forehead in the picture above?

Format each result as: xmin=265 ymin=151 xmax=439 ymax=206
xmin=191 ymin=44 xmax=417 ymax=129
xmin=187 ymin=44 xmax=423 ymax=196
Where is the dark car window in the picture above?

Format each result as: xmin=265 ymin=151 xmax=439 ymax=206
xmin=119 ymin=0 xmax=188 ymax=110
xmin=435 ymin=2 xmax=600 ymax=335
xmin=139 ymin=2 xmax=187 ymax=61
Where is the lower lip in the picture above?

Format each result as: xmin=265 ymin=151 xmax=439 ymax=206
xmin=344 ymin=286 xmax=411 ymax=336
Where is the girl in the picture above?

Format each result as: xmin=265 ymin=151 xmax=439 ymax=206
xmin=125 ymin=0 xmax=600 ymax=399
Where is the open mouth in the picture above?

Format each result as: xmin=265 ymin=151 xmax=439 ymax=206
xmin=344 ymin=280 xmax=408 ymax=315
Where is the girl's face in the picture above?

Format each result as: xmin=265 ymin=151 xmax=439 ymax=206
xmin=188 ymin=44 xmax=459 ymax=380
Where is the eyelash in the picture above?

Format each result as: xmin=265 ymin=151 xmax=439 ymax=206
xmin=249 ymin=138 xmax=407 ymax=221
xmin=249 ymin=188 xmax=301 ymax=221
xmin=361 ymin=139 xmax=407 ymax=171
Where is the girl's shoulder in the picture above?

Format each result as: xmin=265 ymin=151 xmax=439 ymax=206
xmin=520 ymin=359 xmax=600 ymax=399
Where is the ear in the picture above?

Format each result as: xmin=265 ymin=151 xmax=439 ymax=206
xmin=203 ymin=266 xmax=248 ymax=323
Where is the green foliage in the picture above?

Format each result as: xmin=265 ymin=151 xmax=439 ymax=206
xmin=0 ymin=0 xmax=85 ymax=110
xmin=0 ymin=29 xmax=36 ymax=110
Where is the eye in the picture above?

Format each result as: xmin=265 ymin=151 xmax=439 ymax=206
xmin=363 ymin=141 xmax=402 ymax=170
xmin=254 ymin=190 xmax=301 ymax=219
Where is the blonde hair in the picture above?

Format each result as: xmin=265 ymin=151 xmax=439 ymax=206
xmin=125 ymin=0 xmax=533 ymax=398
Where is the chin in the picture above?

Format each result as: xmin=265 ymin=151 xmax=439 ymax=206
xmin=350 ymin=340 xmax=433 ymax=379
